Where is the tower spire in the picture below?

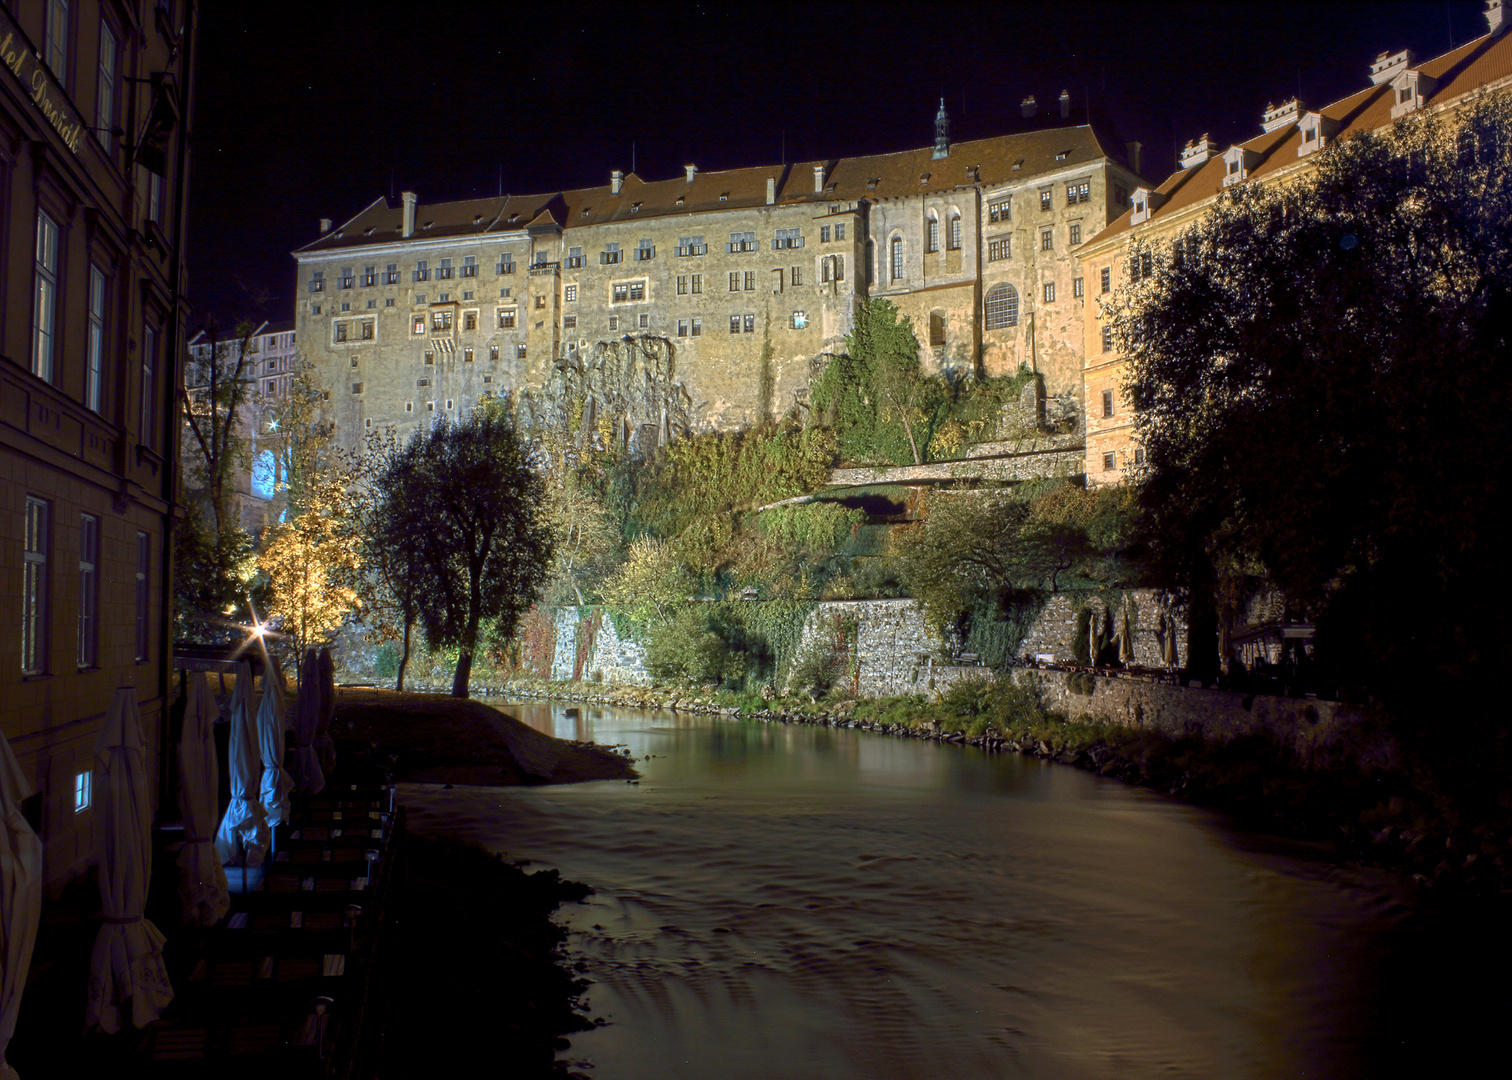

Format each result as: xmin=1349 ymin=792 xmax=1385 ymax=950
xmin=932 ymin=98 xmax=950 ymax=159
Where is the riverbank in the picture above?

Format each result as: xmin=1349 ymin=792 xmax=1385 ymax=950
xmin=476 ymin=674 xmax=1512 ymax=899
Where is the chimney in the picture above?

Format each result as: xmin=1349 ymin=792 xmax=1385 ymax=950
xmin=401 ymin=191 xmax=416 ymax=238
xmin=610 ymin=170 xmax=623 ymax=194
xmin=1261 ymin=99 xmax=1303 ymax=133
xmin=1021 ymin=95 xmax=1038 ymax=118
xmin=813 ymin=164 xmax=825 ymax=193
xmin=1488 ymin=0 xmax=1507 ymax=36
xmin=766 ymin=177 xmax=776 ymax=205
xmin=319 ymin=217 xmax=332 ymax=234
xmin=1369 ymin=49 xmax=1411 ymax=85
xmin=1126 ymin=141 xmax=1143 ymax=176
xmin=932 ymin=98 xmax=950 ymax=159
xmin=685 ymin=164 xmax=697 ymax=183
xmin=1058 ymin=89 xmax=1071 ymax=118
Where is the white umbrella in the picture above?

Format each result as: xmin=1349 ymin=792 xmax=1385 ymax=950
xmin=256 ymin=672 xmax=295 ymax=828
xmin=176 ymin=674 xmax=228 ymax=928
xmin=85 ymin=688 xmax=173 ymax=1034
xmin=1 ymin=732 xmax=43 ymax=1080
xmin=215 ymin=663 xmax=267 ymax=867
xmin=292 ymin=650 xmax=325 ymax=795
xmin=314 ymin=647 xmax=337 ymax=773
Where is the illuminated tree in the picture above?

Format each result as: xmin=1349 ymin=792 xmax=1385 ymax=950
xmin=259 ymin=471 xmax=361 ymax=666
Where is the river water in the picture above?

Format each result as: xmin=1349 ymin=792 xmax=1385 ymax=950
xmin=398 ymin=701 xmax=1503 ymax=1079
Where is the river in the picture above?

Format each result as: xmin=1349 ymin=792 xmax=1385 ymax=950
xmin=397 ymin=700 xmax=1505 ymax=1079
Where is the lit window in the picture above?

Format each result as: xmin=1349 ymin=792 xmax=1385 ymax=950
xmin=516 ymin=344 xmax=527 ymax=359
xmin=74 ymin=771 xmax=92 ymax=813
xmin=489 ymin=344 xmax=499 ymax=361
xmin=790 ymin=311 xmax=808 ymax=329
xmin=565 ymin=284 xmax=577 ymax=302
xmin=22 ymin=497 xmax=50 ymax=675
xmin=730 ymin=315 xmax=740 ymax=334
xmin=362 ymin=265 xmax=377 ymax=286
xmin=33 ymin=211 xmax=59 ymax=382
xmin=386 ymin=263 xmax=400 ymax=284
xmin=984 ymin=283 xmax=1019 ymax=329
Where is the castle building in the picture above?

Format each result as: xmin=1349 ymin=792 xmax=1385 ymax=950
xmin=294 ymin=102 xmax=1146 ymax=450
xmin=1078 ymin=0 xmax=1512 ymax=484
xmin=1 ymin=0 xmax=195 ymax=897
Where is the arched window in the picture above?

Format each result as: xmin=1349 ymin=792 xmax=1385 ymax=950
xmin=926 ymin=214 xmax=940 ymax=253
xmin=890 ymin=236 xmax=904 ymax=280
xmin=984 ymin=283 xmax=1019 ymax=329
xmin=948 ymin=213 xmax=962 ymax=250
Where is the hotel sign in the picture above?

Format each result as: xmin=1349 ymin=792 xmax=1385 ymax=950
xmin=1 ymin=16 xmax=86 ymax=154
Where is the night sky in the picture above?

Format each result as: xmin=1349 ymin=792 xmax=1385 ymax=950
xmin=186 ymin=0 xmax=1484 ymax=326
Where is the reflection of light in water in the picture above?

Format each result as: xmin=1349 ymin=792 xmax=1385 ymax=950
xmin=425 ymin=702 xmax=1433 ymax=1080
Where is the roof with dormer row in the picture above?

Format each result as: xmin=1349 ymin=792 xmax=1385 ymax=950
xmin=294 ymin=124 xmax=1120 ymax=257
xmin=1086 ymin=25 xmax=1512 ymax=247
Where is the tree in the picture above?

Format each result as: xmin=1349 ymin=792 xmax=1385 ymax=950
xmin=812 ymin=299 xmax=941 ymax=466
xmin=177 ymin=320 xmax=259 ymax=638
xmin=378 ymin=406 xmax=553 ymax=697
xmin=346 ymin=430 xmax=426 ymax=690
xmin=1119 ymin=92 xmax=1512 ymax=733
xmin=259 ymin=468 xmax=361 ymax=667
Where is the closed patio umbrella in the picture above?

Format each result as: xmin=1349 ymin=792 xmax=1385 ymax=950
xmin=1 ymin=732 xmax=42 ymax=1079
xmin=292 ymin=650 xmax=325 ymax=795
xmin=1120 ymin=606 xmax=1136 ymax=665
xmin=255 ymin=674 xmax=295 ymax=829
xmin=215 ymin=664 xmax=267 ymax=867
xmin=176 ymin=674 xmax=228 ymax=927
xmin=85 ymin=688 xmax=173 ymax=1034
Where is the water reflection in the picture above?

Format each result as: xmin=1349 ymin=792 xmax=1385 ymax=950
xmin=397 ymin=701 xmax=1474 ymax=1079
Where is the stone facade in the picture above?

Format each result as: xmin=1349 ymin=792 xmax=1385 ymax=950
xmin=295 ymin=111 xmax=1145 ymax=454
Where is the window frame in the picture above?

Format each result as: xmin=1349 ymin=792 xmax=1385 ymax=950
xmin=22 ymin=497 xmax=50 ymax=675
xmin=96 ymin=18 xmax=118 ymax=156
xmin=85 ymin=264 xmax=107 ymax=412
xmin=33 ymin=210 xmax=61 ymax=383
xmin=984 ymin=283 xmax=1019 ymax=330
xmin=78 ymin=513 xmax=99 ymax=669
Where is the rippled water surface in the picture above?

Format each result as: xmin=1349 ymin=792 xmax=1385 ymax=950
xmin=397 ymin=701 xmax=1498 ymax=1079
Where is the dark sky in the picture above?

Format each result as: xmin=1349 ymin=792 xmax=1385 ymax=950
xmin=186 ymin=0 xmax=1485 ymax=326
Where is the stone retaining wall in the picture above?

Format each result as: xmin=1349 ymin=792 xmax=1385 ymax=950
xmin=1018 ymin=590 xmax=1185 ymax=668
xmin=829 ymin=446 xmax=1084 ymax=487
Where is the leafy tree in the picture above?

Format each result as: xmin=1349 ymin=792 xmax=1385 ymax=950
xmin=378 ymin=406 xmax=553 ymax=697
xmin=1119 ymin=92 xmax=1512 ymax=734
xmin=812 ymin=299 xmax=942 ymax=466
xmin=601 ymin=536 xmax=694 ymax=626
xmin=259 ymin=468 xmax=361 ymax=667
xmin=262 ymin=357 xmax=335 ymax=520
xmin=176 ymin=320 xmax=259 ymax=637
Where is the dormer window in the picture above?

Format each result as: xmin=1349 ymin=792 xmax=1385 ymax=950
xmin=1390 ymin=69 xmax=1436 ymax=119
xmin=1128 ymin=186 xmax=1162 ymax=226
xmin=1220 ymin=146 xmax=1257 ymax=188
xmin=1296 ymin=112 xmax=1338 ymax=159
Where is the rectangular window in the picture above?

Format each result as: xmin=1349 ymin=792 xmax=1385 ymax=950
xmin=497 ymin=255 xmax=515 ymax=275
xmin=1101 ymin=267 xmax=1111 ymax=293
xmin=729 ymin=272 xmax=740 ymax=292
xmin=987 ymin=238 xmax=1011 ymax=262
xmin=1043 ymin=282 xmax=1055 ymax=303
xmin=677 ymin=275 xmax=688 ymax=296
xmin=791 ymin=265 xmax=803 ymax=286
xmin=676 ymin=236 xmax=708 ymax=257
xmin=1073 ymin=277 xmax=1084 ymax=298
xmin=638 ymin=313 xmax=649 ymax=328
xmin=1069 ymin=223 xmax=1082 ymax=245
xmin=1102 ymin=326 xmax=1114 ymax=352
xmin=636 ymin=240 xmax=655 ymax=261
xmin=1102 ymin=389 xmax=1115 ymax=417
xmin=773 ymin=228 xmax=804 ymax=250
xmin=744 ymin=270 xmax=756 ymax=291
xmin=33 ymin=211 xmax=60 ymax=382
xmin=727 ymin=231 xmax=757 ymax=253
xmin=45 ymin=0 xmax=68 ymax=84
xmin=691 ymin=274 xmax=703 ymax=295
xmin=414 ymin=260 xmax=430 ymax=282
xmin=86 ymin=265 xmax=106 ymax=413
xmin=135 ymin=531 xmax=150 ymax=661
xmin=820 ymin=225 xmax=831 ymax=243
xmin=609 ymin=315 xmax=619 ymax=330
xmin=78 ymin=513 xmax=99 ymax=668
xmin=339 ymin=267 xmax=354 ymax=289
xmin=677 ymin=319 xmax=688 ymax=337
xmin=1041 ymin=229 xmax=1053 ymax=251
xmin=462 ymin=255 xmax=477 ymax=277
xmin=1134 ymin=447 xmax=1146 ymax=466
xmin=517 ymin=344 xmax=528 ymax=359
xmin=463 ymin=311 xmax=477 ymax=331
xmin=790 ymin=311 xmax=808 ymax=329
xmin=96 ymin=20 xmax=117 ymax=154
xmin=74 ymin=770 xmax=91 ymax=813
xmin=414 ymin=314 xmax=428 ymax=334
xmin=1067 ymin=180 xmax=1091 ymax=205
xmin=1039 ymin=188 xmax=1053 ymax=211
xmin=691 ymin=317 xmax=702 ymax=337
xmin=835 ymin=223 xmax=846 ymax=240
xmin=22 ymin=498 xmax=50 ymax=674
xmin=424 ymin=350 xmax=434 ymax=365
xmin=743 ymin=314 xmax=755 ymax=333
xmin=564 ymin=284 xmax=577 ymax=302
xmin=361 ymin=265 xmax=376 ymax=286
xmin=628 ymin=282 xmax=644 ymax=301
xmin=437 ymin=258 xmax=453 ymax=280
xmin=601 ymin=243 xmax=623 ymax=265
xmin=730 ymin=315 xmax=741 ymax=334
xmin=362 ymin=319 xmax=376 ymax=339
xmin=563 ymin=315 xmax=577 ymax=329
xmin=489 ymin=344 xmax=499 ymax=361
xmin=140 ymin=324 xmax=158 ymax=448
xmin=334 ymin=321 xmax=348 ymax=343
xmin=1102 ymin=452 xmax=1117 ymax=472
xmin=309 ymin=270 xmax=325 ymax=293
xmin=566 ymin=246 xmax=584 ymax=269
xmin=386 ymin=263 xmax=400 ymax=284
xmin=432 ymin=310 xmax=453 ymax=331
xmin=989 ymin=200 xmax=1011 ymax=223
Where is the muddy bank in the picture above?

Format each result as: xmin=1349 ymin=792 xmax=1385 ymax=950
xmin=332 ymin=687 xmax=637 ymax=786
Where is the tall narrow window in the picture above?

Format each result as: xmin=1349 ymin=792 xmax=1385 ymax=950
xmin=86 ymin=265 xmax=106 ymax=412
xmin=927 ymin=217 xmax=940 ymax=253
xmin=78 ymin=514 xmax=99 ymax=668
xmin=146 ymin=170 xmax=163 ymax=225
xmin=45 ymin=0 xmax=69 ymax=86
xmin=890 ymin=236 xmax=903 ymax=280
xmin=140 ymin=323 xmax=158 ymax=448
xmin=34 ymin=212 xmax=60 ymax=382
xmin=96 ymin=21 xmax=117 ymax=154
xmin=948 ymin=214 xmax=962 ymax=250
xmin=135 ymin=531 xmax=150 ymax=662
xmin=22 ymin=498 xmax=50 ymax=675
